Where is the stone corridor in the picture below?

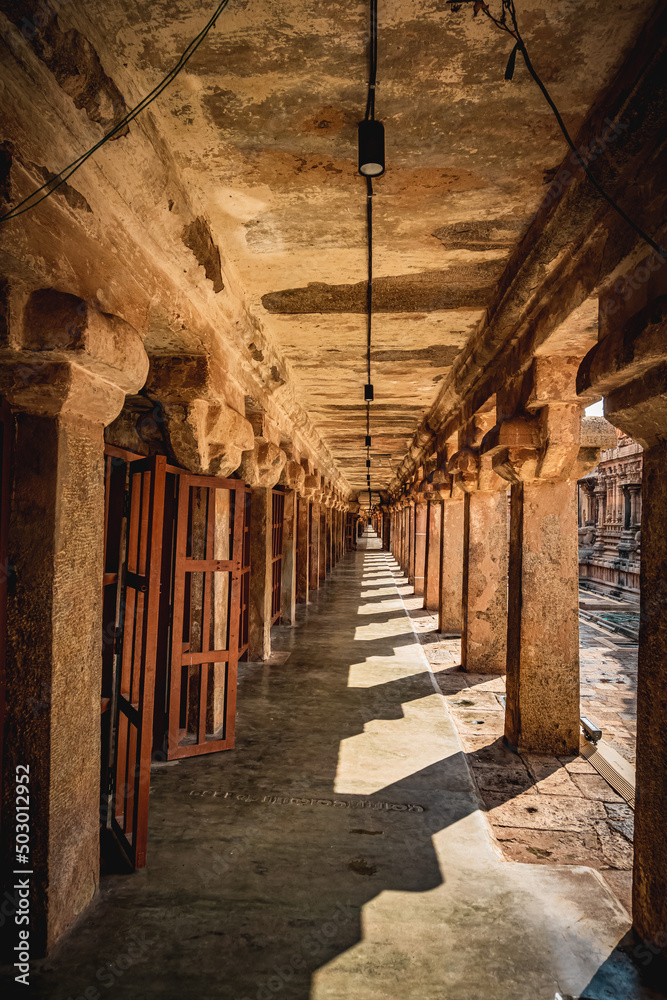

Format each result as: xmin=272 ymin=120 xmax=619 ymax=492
xmin=25 ymin=531 xmax=657 ymax=1000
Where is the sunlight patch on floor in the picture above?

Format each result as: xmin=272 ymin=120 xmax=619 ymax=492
xmin=333 ymin=696 xmax=457 ymax=795
xmin=346 ymin=659 xmax=424 ymax=687
xmin=356 ymin=599 xmax=405 ymax=615
xmin=353 ymin=620 xmax=415 ymax=641
xmin=360 ymin=586 xmax=400 ymax=597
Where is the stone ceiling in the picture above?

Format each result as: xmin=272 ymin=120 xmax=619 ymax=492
xmin=3 ymin=0 xmax=657 ymax=493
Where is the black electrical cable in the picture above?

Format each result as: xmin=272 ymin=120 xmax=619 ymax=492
xmin=362 ymin=0 xmax=378 ymax=498
xmin=364 ymin=0 xmax=378 ymax=122
xmin=0 ymin=0 xmax=231 ymax=224
xmin=482 ymin=0 xmax=663 ymax=257
xmin=366 ymin=176 xmax=373 ymax=385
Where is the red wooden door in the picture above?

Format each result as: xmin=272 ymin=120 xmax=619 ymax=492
xmin=166 ymin=475 xmax=246 ymax=759
xmin=110 ymin=455 xmax=166 ymax=869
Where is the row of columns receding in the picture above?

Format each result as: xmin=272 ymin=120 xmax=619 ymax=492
xmin=387 ymin=481 xmax=580 ymax=757
xmin=248 ymin=489 xmax=352 ymax=661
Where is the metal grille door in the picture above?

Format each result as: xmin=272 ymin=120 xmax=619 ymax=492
xmin=167 ymin=475 xmax=246 ymax=759
xmin=271 ymin=489 xmax=285 ymax=624
xmin=110 ymin=455 xmax=166 ymax=869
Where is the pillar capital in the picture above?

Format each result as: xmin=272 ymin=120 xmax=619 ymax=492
xmin=0 ymin=358 xmax=126 ymax=426
xmin=480 ymin=416 xmax=541 ymax=485
xmin=0 ymin=289 xmax=149 ymax=425
xmin=146 ymin=351 xmax=253 ymax=475
xmin=238 ymin=439 xmax=287 ymax=488
xmin=430 ymin=468 xmax=452 ymax=501
xmin=279 ymin=459 xmax=306 ymax=493
xmin=447 ymin=448 xmax=479 ymax=493
xmin=481 ymin=412 xmax=617 ymax=484
xmin=302 ymin=473 xmax=319 ymax=499
xmin=578 ymin=295 xmax=667 ymax=449
xmin=447 ymin=447 xmax=507 ymax=493
xmin=415 ymin=481 xmax=430 ymax=504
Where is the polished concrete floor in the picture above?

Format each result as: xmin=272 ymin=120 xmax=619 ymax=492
xmin=22 ymin=531 xmax=665 ymax=999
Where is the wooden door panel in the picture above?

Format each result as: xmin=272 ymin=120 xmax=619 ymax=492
xmin=109 ymin=455 xmax=166 ymax=869
xmin=167 ymin=476 xmax=246 ymax=759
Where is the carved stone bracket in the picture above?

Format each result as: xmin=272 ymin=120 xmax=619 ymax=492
xmin=238 ymin=439 xmax=287 ymax=488
xmin=0 ymin=290 xmax=149 ymax=425
xmin=146 ymin=352 xmax=253 ymax=475
xmin=279 ymin=459 xmax=306 ymax=493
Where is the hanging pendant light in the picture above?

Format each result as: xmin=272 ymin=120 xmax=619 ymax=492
xmin=358 ymin=119 xmax=385 ymax=177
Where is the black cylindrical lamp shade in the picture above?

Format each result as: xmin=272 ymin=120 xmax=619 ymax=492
xmin=358 ymin=119 xmax=385 ymax=177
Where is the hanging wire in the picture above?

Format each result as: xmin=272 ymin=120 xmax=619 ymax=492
xmin=364 ymin=0 xmax=378 ymax=122
xmin=366 ymin=176 xmax=373 ymax=385
xmin=0 ymin=0 xmax=231 ymax=224
xmin=479 ymin=0 xmax=663 ymax=256
xmin=362 ymin=0 xmax=378 ymax=497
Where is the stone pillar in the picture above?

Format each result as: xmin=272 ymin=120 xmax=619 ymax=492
xmin=629 ymin=482 xmax=642 ymax=528
xmin=462 ymin=489 xmax=508 ymax=674
xmin=0 ymin=293 xmax=148 ymax=954
xmin=396 ymin=510 xmax=401 ymax=565
xmin=439 ymin=494 xmax=464 ymax=635
xmin=281 ymin=490 xmax=297 ymax=625
xmin=394 ymin=509 xmax=400 ymax=564
xmin=634 ymin=439 xmax=667 ymax=947
xmin=277 ymin=459 xmax=304 ymax=623
xmin=238 ymin=436 xmax=287 ymax=661
xmin=319 ymin=507 xmax=326 ymax=582
xmin=6 ymin=405 xmax=108 ymax=952
xmin=309 ymin=502 xmax=320 ymax=591
xmin=397 ymin=508 xmax=403 ymax=570
xmin=403 ymin=507 xmax=408 ymax=572
xmin=449 ymin=435 xmax=509 ymax=674
xmin=327 ymin=507 xmax=333 ymax=571
xmin=248 ymin=487 xmax=272 ymax=660
xmin=578 ymin=284 xmax=667 ymax=954
xmin=505 ymin=479 xmax=580 ymax=753
xmin=424 ymin=499 xmax=442 ymax=612
xmin=413 ymin=501 xmax=428 ymax=597
xmin=482 ymin=371 xmax=616 ymax=749
xmin=296 ymin=495 xmax=310 ymax=604
xmin=408 ymin=502 xmax=416 ymax=584
xmin=404 ymin=506 xmax=409 ymax=573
